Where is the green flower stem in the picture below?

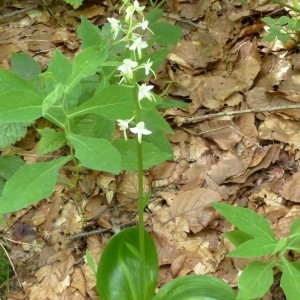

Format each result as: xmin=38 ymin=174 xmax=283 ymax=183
xmin=132 ymin=82 xmax=146 ymax=295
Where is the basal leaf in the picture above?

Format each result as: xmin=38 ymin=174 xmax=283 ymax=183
xmin=154 ymin=275 xmax=236 ymax=300
xmin=229 ymin=237 xmax=277 ymax=258
xmin=212 ymin=203 xmax=276 ymax=240
xmin=0 ymin=122 xmax=31 ymax=150
xmin=149 ymin=22 xmax=182 ymax=46
xmin=0 ymin=156 xmax=71 ymax=213
xmin=0 ymin=69 xmax=43 ymax=122
xmin=37 ymin=128 xmax=66 ymax=155
xmin=237 ymin=261 xmax=274 ymax=300
xmin=68 ymin=85 xmax=135 ymax=120
xmin=280 ymin=258 xmax=300 ymax=300
xmin=97 ymin=227 xmax=158 ymax=300
xmin=11 ymin=53 xmax=41 ymax=80
xmin=68 ymin=133 xmax=121 ymax=174
xmin=113 ymin=139 xmax=172 ymax=172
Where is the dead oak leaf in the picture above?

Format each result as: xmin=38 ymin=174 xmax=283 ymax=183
xmin=170 ymin=188 xmax=221 ymax=233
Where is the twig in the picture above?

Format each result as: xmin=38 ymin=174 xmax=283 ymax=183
xmin=162 ymin=13 xmax=207 ymax=31
xmin=68 ymin=221 xmax=136 ymax=240
xmin=0 ymin=5 xmax=37 ymax=22
xmin=174 ymin=104 xmax=300 ymax=125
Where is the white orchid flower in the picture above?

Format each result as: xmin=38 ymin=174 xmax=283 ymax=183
xmin=118 ymin=59 xmax=138 ymax=80
xmin=138 ymin=83 xmax=155 ymax=102
xmin=107 ymin=17 xmax=121 ymax=39
xmin=117 ymin=116 xmax=134 ymax=140
xmin=129 ymin=36 xmax=148 ymax=59
xmin=130 ymin=121 xmax=152 ymax=143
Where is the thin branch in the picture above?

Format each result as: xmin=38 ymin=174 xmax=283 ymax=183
xmin=174 ymin=104 xmax=300 ymax=125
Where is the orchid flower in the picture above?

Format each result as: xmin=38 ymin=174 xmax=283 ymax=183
xmin=130 ymin=121 xmax=152 ymax=143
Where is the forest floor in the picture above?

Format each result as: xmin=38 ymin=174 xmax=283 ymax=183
xmin=0 ymin=0 xmax=300 ymax=299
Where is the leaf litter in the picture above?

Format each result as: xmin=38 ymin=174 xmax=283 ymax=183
xmin=1 ymin=0 xmax=300 ymax=298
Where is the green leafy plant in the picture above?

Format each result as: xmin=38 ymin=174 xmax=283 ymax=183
xmin=212 ymin=202 xmax=300 ymax=300
xmin=262 ymin=15 xmax=300 ymax=45
xmin=0 ymin=0 xmax=236 ymax=299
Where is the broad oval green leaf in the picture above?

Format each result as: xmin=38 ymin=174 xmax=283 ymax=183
xmin=0 ymin=69 xmax=43 ymax=122
xmin=153 ymin=275 xmax=236 ymax=300
xmin=0 ymin=156 xmax=71 ymax=213
xmin=97 ymin=227 xmax=158 ymax=300
xmin=68 ymin=133 xmax=121 ymax=174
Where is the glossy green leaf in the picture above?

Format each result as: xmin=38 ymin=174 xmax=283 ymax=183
xmin=237 ymin=261 xmax=274 ymax=299
xmin=154 ymin=275 xmax=236 ymax=300
xmin=113 ymin=139 xmax=172 ymax=171
xmin=212 ymin=203 xmax=276 ymax=240
xmin=0 ymin=69 xmax=43 ymax=122
xmin=280 ymin=258 xmax=300 ymax=300
xmin=97 ymin=227 xmax=158 ymax=300
xmin=68 ymin=133 xmax=121 ymax=174
xmin=229 ymin=237 xmax=277 ymax=258
xmin=68 ymin=84 xmax=135 ymax=120
xmin=149 ymin=22 xmax=182 ymax=46
xmin=0 ymin=156 xmax=71 ymax=213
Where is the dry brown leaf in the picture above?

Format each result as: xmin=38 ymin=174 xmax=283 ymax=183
xmin=170 ymin=188 xmax=222 ymax=233
xmin=280 ymin=171 xmax=300 ymax=203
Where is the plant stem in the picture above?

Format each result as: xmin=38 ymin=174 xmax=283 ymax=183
xmin=133 ymin=83 xmax=146 ymax=296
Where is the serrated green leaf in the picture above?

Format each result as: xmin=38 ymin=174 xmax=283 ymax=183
xmin=37 ymin=128 xmax=66 ymax=155
xmin=0 ymin=122 xmax=31 ymax=150
xmin=280 ymin=258 xmax=300 ymax=300
xmin=11 ymin=53 xmax=41 ymax=80
xmin=154 ymin=275 xmax=236 ymax=300
xmin=223 ymin=230 xmax=253 ymax=247
xmin=229 ymin=237 xmax=277 ymax=258
xmin=47 ymin=50 xmax=72 ymax=84
xmin=212 ymin=203 xmax=276 ymax=240
xmin=97 ymin=227 xmax=158 ymax=300
xmin=77 ymin=17 xmax=103 ymax=48
xmin=262 ymin=17 xmax=277 ymax=26
xmin=0 ymin=69 xmax=43 ymax=122
xmin=113 ymin=139 xmax=172 ymax=172
xmin=0 ymin=155 xmax=25 ymax=180
xmin=68 ymin=85 xmax=135 ymax=120
xmin=237 ymin=261 xmax=274 ymax=299
xmin=68 ymin=133 xmax=121 ymax=174
xmin=0 ymin=156 xmax=71 ymax=213
xmin=278 ymin=16 xmax=290 ymax=26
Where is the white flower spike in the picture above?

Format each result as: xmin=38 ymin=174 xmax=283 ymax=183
xmin=130 ymin=121 xmax=152 ymax=143
xmin=142 ymin=58 xmax=154 ymax=76
xmin=117 ymin=116 xmax=134 ymax=140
